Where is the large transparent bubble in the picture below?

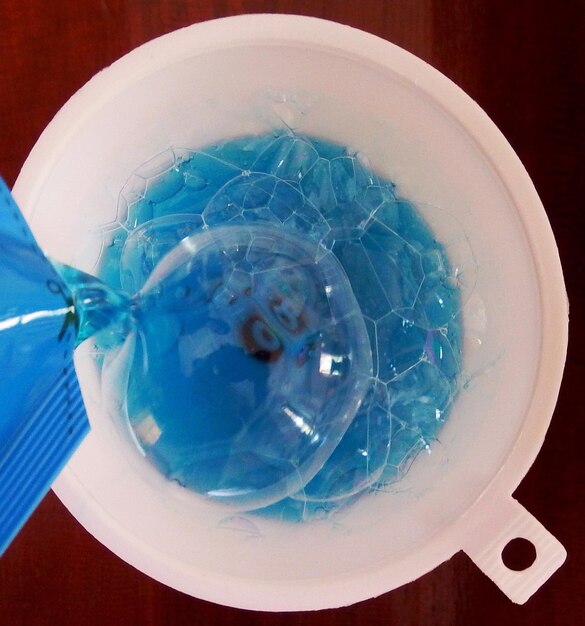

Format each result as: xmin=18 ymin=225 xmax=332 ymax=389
xmin=122 ymin=223 xmax=372 ymax=510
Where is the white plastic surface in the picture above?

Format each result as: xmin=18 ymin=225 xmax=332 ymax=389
xmin=461 ymin=496 xmax=567 ymax=604
xmin=13 ymin=15 xmax=568 ymax=610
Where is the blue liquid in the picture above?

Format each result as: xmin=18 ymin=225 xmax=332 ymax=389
xmin=97 ymin=131 xmax=462 ymax=519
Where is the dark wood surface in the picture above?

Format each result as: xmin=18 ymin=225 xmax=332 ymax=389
xmin=1 ymin=1 xmax=583 ymax=624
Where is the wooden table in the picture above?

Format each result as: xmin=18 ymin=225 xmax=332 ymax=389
xmin=1 ymin=2 xmax=583 ymax=624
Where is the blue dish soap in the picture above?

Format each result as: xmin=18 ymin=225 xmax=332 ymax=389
xmin=95 ymin=131 xmax=463 ymax=518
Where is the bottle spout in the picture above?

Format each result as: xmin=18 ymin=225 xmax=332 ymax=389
xmin=50 ymin=261 xmax=134 ymax=347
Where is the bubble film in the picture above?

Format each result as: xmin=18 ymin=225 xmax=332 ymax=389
xmin=97 ymin=131 xmax=466 ymax=517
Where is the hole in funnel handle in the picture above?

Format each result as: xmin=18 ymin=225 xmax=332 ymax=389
xmin=501 ymin=537 xmax=537 ymax=571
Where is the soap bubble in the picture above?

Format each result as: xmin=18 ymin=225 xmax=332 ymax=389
xmin=123 ymin=224 xmax=372 ymax=510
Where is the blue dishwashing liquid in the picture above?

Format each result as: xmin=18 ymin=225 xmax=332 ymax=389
xmin=95 ymin=131 xmax=463 ymax=520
